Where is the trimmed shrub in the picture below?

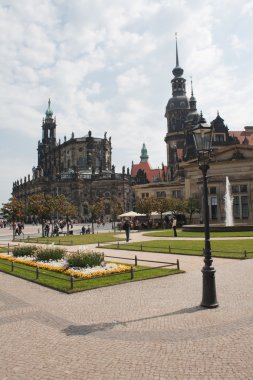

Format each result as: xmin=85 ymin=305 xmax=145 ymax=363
xmin=12 ymin=246 xmax=37 ymax=257
xmin=35 ymin=248 xmax=65 ymax=261
xmin=67 ymin=250 xmax=104 ymax=268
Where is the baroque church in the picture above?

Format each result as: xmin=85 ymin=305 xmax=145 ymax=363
xmin=12 ymin=100 xmax=133 ymax=221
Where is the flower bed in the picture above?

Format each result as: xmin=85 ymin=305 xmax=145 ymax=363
xmin=0 ymin=252 xmax=130 ymax=278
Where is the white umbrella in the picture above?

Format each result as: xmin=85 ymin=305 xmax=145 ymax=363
xmin=118 ymin=211 xmax=144 ymax=218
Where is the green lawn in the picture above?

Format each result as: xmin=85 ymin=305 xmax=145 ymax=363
xmin=103 ymin=239 xmax=253 ymax=259
xmin=144 ymin=229 xmax=253 ymax=238
xmin=0 ymin=258 xmax=182 ymax=293
xmin=17 ymin=232 xmax=124 ymax=246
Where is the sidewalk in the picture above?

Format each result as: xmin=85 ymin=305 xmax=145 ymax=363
xmin=0 ymin=228 xmax=253 ymax=378
xmin=0 ymin=255 xmax=252 ymax=379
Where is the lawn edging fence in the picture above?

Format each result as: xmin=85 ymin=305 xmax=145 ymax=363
xmin=0 ymin=252 xmax=180 ymax=292
xmin=100 ymin=241 xmax=253 ymax=259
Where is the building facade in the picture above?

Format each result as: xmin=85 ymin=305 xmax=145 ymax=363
xmin=133 ymin=39 xmax=253 ymax=225
xmin=13 ymin=101 xmax=133 ymax=221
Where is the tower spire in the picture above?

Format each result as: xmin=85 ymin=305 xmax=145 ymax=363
xmin=172 ymin=33 xmax=183 ymax=77
xmin=140 ymin=143 xmax=149 ymax=162
xmin=175 ymin=32 xmax=179 ymax=67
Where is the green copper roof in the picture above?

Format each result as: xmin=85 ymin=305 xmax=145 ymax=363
xmin=140 ymin=143 xmax=149 ymax=162
xmin=45 ymin=98 xmax=53 ymax=118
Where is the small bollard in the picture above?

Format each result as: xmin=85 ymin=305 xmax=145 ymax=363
xmin=97 ymin=241 xmax=100 ymax=247
xmin=244 ymin=250 xmax=247 ymax=259
xmin=11 ymin=261 xmax=14 ymax=272
xmin=177 ymin=259 xmax=180 ymax=270
xmin=135 ymin=255 xmax=138 ymax=266
xmin=130 ymin=266 xmax=134 ymax=280
xmin=8 ymin=243 xmax=10 ymax=255
xmin=36 ymin=267 xmax=39 ymax=279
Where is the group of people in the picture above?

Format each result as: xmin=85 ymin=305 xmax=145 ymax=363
xmin=121 ymin=216 xmax=178 ymax=241
xmin=81 ymin=225 xmax=91 ymax=234
xmin=14 ymin=222 xmax=24 ymax=236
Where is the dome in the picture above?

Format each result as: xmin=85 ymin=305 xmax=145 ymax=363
xmin=167 ymin=95 xmax=189 ymax=110
xmin=45 ymin=99 xmax=53 ymax=118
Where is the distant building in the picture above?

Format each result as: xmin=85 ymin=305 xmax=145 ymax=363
xmin=134 ymin=37 xmax=253 ymax=224
xmin=13 ymin=100 xmax=133 ymax=221
xmin=131 ymin=143 xmax=167 ymax=184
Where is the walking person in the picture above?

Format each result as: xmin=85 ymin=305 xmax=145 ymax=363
xmin=123 ymin=218 xmax=131 ymax=242
xmin=172 ymin=217 xmax=177 ymax=237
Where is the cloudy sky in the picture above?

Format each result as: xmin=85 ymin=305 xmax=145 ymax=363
xmin=1 ymin=0 xmax=253 ymax=204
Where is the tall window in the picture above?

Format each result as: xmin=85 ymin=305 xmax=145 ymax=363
xmin=157 ymin=191 xmax=166 ymax=198
xmin=232 ymin=184 xmax=249 ymax=219
xmin=210 ymin=196 xmax=217 ymax=219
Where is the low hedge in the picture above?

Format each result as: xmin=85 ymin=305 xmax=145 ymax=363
xmin=12 ymin=246 xmax=37 ymax=257
xmin=67 ymin=250 xmax=104 ymax=268
xmin=35 ymin=248 xmax=66 ymax=261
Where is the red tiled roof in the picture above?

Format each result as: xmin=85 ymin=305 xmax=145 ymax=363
xmin=131 ymin=161 xmax=167 ymax=182
xmin=229 ymin=130 xmax=253 ymax=145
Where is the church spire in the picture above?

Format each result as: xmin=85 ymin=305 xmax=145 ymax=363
xmin=45 ymin=98 xmax=53 ymax=119
xmin=189 ymin=77 xmax=197 ymax=111
xmin=140 ymin=143 xmax=149 ymax=162
xmin=172 ymin=33 xmax=184 ymax=78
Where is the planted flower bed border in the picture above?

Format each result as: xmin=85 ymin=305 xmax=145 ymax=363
xmin=0 ymin=251 xmax=181 ymax=293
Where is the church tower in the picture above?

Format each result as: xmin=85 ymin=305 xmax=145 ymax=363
xmin=38 ymin=99 xmax=57 ymax=177
xmin=165 ymin=35 xmax=190 ymax=180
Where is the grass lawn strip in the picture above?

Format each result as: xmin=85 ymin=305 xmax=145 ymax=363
xmin=16 ymin=232 xmax=124 ymax=246
xmin=0 ymin=257 xmax=182 ymax=293
xmin=144 ymin=229 xmax=253 ymax=238
xmin=103 ymin=239 xmax=253 ymax=259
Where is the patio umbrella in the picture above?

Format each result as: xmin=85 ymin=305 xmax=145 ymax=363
xmin=118 ymin=211 xmax=144 ymax=218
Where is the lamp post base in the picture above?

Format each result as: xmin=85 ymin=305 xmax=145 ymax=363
xmin=200 ymin=267 xmax=219 ymax=308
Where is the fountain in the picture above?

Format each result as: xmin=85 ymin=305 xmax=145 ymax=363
xmin=224 ymin=176 xmax=234 ymax=227
xmin=182 ymin=176 xmax=252 ymax=232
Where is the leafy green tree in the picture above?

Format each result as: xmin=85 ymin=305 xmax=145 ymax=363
xmin=136 ymin=196 xmax=156 ymax=222
xmin=166 ymin=197 xmax=186 ymax=217
xmin=54 ymin=195 xmax=78 ymax=234
xmin=184 ymin=197 xmax=200 ymax=224
xmin=89 ymin=197 xmax=105 ymax=234
xmin=2 ymin=197 xmax=26 ymax=240
xmin=154 ymin=197 xmax=172 ymax=227
xmin=110 ymin=197 xmax=123 ymax=231
xmin=27 ymin=193 xmax=54 ymax=237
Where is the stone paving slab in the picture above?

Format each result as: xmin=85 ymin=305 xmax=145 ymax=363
xmin=0 ymin=255 xmax=253 ymax=379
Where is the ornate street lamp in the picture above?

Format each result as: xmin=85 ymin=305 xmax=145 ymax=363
xmin=192 ymin=113 xmax=218 ymax=308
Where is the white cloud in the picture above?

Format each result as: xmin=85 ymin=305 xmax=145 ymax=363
xmin=1 ymin=0 xmax=253 ymax=203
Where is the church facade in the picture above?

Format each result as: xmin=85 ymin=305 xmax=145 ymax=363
xmin=12 ymin=101 xmax=133 ymax=221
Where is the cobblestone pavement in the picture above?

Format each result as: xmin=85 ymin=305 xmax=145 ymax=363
xmin=1 ymin=252 xmax=253 ymax=379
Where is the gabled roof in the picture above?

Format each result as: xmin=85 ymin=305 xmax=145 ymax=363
xmin=131 ymin=161 xmax=168 ymax=182
xmin=229 ymin=130 xmax=253 ymax=145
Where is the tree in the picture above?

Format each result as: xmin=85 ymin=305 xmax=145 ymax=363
xmin=54 ymin=195 xmax=78 ymax=234
xmin=136 ymin=196 xmax=156 ymax=222
xmin=160 ymin=197 xmax=186 ymax=221
xmin=154 ymin=197 xmax=172 ymax=228
xmin=27 ymin=193 xmax=54 ymax=237
xmin=2 ymin=197 xmax=26 ymax=240
xmin=110 ymin=197 xmax=123 ymax=231
xmin=89 ymin=197 xmax=105 ymax=234
xmin=184 ymin=197 xmax=200 ymax=224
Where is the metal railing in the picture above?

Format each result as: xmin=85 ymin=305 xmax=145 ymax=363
xmin=104 ymin=242 xmax=253 ymax=259
xmin=0 ymin=252 xmax=180 ymax=291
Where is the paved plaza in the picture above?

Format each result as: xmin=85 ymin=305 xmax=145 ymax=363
xmin=0 ymin=226 xmax=253 ymax=379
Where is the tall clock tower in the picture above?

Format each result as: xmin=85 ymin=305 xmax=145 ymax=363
xmin=165 ymin=36 xmax=190 ymax=180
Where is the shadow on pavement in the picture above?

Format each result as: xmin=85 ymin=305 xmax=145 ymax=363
xmin=62 ymin=306 xmax=204 ymax=336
